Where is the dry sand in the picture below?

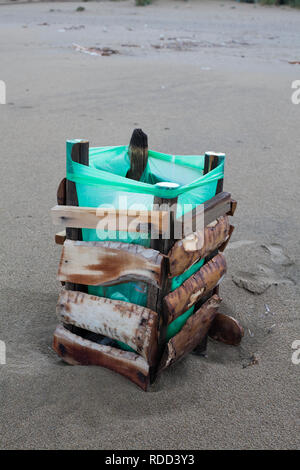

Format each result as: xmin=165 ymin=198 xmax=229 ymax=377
xmin=0 ymin=0 xmax=299 ymax=449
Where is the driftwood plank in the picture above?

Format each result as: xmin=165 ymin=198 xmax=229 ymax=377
xmin=208 ymin=313 xmax=244 ymax=346
xmin=164 ymin=253 xmax=227 ymax=323
xmin=58 ymin=239 xmax=166 ymax=288
xmin=53 ymin=324 xmax=150 ymax=391
xmin=168 ymin=216 xmax=230 ymax=277
xmin=177 ymin=191 xmax=232 ymax=237
xmin=160 ymin=295 xmax=221 ymax=370
xmin=56 ymin=289 xmax=159 ymax=365
xmin=51 ymin=205 xmax=169 ymax=235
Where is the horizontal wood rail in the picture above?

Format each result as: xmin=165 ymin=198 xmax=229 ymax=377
xmin=160 ymin=295 xmax=221 ymax=370
xmin=53 ymin=324 xmax=150 ymax=391
xmin=51 ymin=205 xmax=170 ymax=234
xmin=176 ymin=192 xmax=234 ymax=237
xmin=168 ymin=216 xmax=231 ymax=278
xmin=58 ymin=240 xmax=166 ymax=288
xmin=57 ymin=289 xmax=159 ymax=365
xmin=164 ymin=253 xmax=227 ymax=323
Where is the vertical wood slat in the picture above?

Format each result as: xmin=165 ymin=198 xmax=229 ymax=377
xmin=126 ymin=129 xmax=148 ymax=181
xmin=65 ymin=140 xmax=89 ymax=293
xmin=148 ymin=187 xmax=178 ymax=382
xmin=193 ymin=151 xmax=225 ymax=355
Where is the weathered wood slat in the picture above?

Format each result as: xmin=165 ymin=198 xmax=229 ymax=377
xmin=56 ymin=289 xmax=159 ymax=365
xmin=208 ymin=313 xmax=244 ymax=346
xmin=168 ymin=216 xmax=230 ymax=277
xmin=53 ymin=324 xmax=150 ymax=391
xmin=177 ymin=191 xmax=232 ymax=237
xmin=51 ymin=205 xmax=169 ymax=234
xmin=55 ymin=230 xmax=66 ymax=245
xmin=160 ymin=295 xmax=221 ymax=370
xmin=58 ymin=239 xmax=166 ymax=288
xmin=164 ymin=253 xmax=227 ymax=323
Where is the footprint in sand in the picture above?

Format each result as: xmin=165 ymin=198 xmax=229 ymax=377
xmin=231 ymin=242 xmax=295 ymax=294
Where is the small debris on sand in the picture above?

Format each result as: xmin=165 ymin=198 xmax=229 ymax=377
xmin=73 ymin=44 xmax=119 ymax=56
xmin=59 ymin=25 xmax=85 ymax=32
xmin=243 ymin=354 xmax=259 ymax=368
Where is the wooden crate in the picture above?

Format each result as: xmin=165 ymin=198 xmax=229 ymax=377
xmin=51 ymin=134 xmax=243 ymax=390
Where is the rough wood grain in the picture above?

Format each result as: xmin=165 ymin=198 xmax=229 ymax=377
xmin=208 ymin=313 xmax=244 ymax=346
xmin=51 ymin=205 xmax=169 ymax=234
xmin=58 ymin=239 xmax=166 ymax=288
xmin=160 ymin=295 xmax=221 ymax=370
xmin=57 ymin=178 xmax=66 ymax=206
xmin=168 ymin=216 xmax=230 ymax=277
xmin=126 ymin=129 xmax=148 ymax=181
xmin=53 ymin=324 xmax=150 ymax=391
xmin=56 ymin=289 xmax=159 ymax=365
xmin=178 ymin=191 xmax=232 ymax=237
xmin=164 ymin=253 xmax=227 ymax=323
xmin=55 ymin=230 xmax=66 ymax=245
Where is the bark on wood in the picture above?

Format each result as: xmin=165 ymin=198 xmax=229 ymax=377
xmin=53 ymin=324 xmax=150 ymax=391
xmin=57 ymin=178 xmax=66 ymax=206
xmin=164 ymin=253 xmax=227 ymax=323
xmin=65 ymin=141 xmax=89 ymax=293
xmin=159 ymin=295 xmax=221 ymax=370
xmin=168 ymin=216 xmax=230 ymax=277
xmin=208 ymin=313 xmax=244 ymax=346
xmin=126 ymin=129 xmax=148 ymax=181
xmin=58 ymin=239 xmax=166 ymax=288
xmin=177 ymin=191 xmax=232 ymax=237
xmin=56 ymin=289 xmax=159 ymax=365
xmin=55 ymin=230 xmax=66 ymax=245
xmin=51 ymin=205 xmax=169 ymax=235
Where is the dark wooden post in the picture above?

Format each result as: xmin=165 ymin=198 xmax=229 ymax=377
xmin=65 ymin=140 xmax=89 ymax=293
xmin=148 ymin=183 xmax=178 ymax=382
xmin=126 ymin=129 xmax=148 ymax=181
xmin=193 ymin=152 xmax=224 ymax=355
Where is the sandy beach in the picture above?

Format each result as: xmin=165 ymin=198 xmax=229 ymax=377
xmin=0 ymin=0 xmax=299 ymax=449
